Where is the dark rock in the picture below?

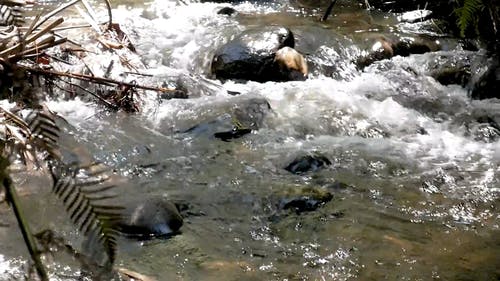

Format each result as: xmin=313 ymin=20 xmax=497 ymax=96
xmin=420 ymin=51 xmax=473 ymax=86
xmin=214 ymin=128 xmax=252 ymax=141
xmin=432 ymin=68 xmax=470 ymax=86
xmin=184 ymin=115 xmax=231 ymax=135
xmin=232 ymin=97 xmax=271 ymax=130
xmin=211 ymin=27 xmax=307 ymax=82
xmin=392 ymin=38 xmax=432 ymax=57
xmin=356 ymin=36 xmax=440 ymax=69
xmin=214 ymin=97 xmax=271 ymax=141
xmin=226 ymin=90 xmax=241 ymax=96
xmin=183 ymin=96 xmax=271 ymax=141
xmin=217 ymin=7 xmax=237 ymax=16
xmin=416 ymin=127 xmax=428 ymax=135
xmin=285 ymin=154 xmax=332 ymax=174
xmin=476 ymin=116 xmax=500 ymax=131
xmin=356 ymin=37 xmax=394 ymax=69
xmin=278 ymin=187 xmax=333 ymax=214
xmin=118 ymin=197 xmax=183 ymax=238
xmin=160 ymin=89 xmax=188 ymax=100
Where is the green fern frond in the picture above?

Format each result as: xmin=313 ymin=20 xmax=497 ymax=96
xmin=455 ymin=0 xmax=484 ymax=36
xmin=50 ymin=162 xmax=124 ymax=265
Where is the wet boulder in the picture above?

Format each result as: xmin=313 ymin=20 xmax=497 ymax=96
xmin=424 ymin=51 xmax=500 ymax=99
xmin=356 ymin=36 xmax=440 ymax=69
xmin=469 ymin=54 xmax=500 ymax=100
xmin=274 ymin=47 xmax=308 ymax=81
xmin=214 ymin=97 xmax=272 ymax=141
xmin=118 ymin=197 xmax=183 ymax=238
xmin=401 ymin=51 xmax=474 ymax=87
xmin=391 ymin=37 xmax=437 ymax=57
xmin=232 ymin=96 xmax=272 ymax=130
xmin=356 ymin=37 xmax=394 ymax=69
xmin=285 ymin=153 xmax=332 ymax=174
xmin=211 ymin=27 xmax=308 ymax=82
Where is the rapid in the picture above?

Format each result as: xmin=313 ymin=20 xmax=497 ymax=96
xmin=0 ymin=0 xmax=499 ymax=280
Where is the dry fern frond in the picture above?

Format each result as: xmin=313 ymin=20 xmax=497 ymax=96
xmin=0 ymin=106 xmax=60 ymax=166
xmin=0 ymin=0 xmax=26 ymax=27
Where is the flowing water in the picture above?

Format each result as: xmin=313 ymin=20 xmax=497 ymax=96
xmin=1 ymin=0 xmax=499 ymax=280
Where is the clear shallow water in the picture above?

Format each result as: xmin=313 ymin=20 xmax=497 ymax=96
xmin=1 ymin=0 xmax=500 ymax=280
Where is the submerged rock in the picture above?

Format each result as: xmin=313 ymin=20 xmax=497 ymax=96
xmin=470 ymin=116 xmax=500 ymax=143
xmin=277 ymin=186 xmax=333 ymax=214
xmin=211 ymin=27 xmax=308 ymax=82
xmin=214 ymin=97 xmax=271 ymax=141
xmin=184 ymin=96 xmax=272 ymax=141
xmin=214 ymin=128 xmax=252 ymax=141
xmin=232 ymin=97 xmax=271 ymax=130
xmin=118 ymin=197 xmax=183 ymax=238
xmin=285 ymin=154 xmax=332 ymax=174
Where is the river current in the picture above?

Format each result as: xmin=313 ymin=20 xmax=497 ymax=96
xmin=1 ymin=0 xmax=499 ymax=280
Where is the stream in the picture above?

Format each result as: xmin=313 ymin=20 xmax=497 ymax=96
xmin=1 ymin=0 xmax=499 ymax=280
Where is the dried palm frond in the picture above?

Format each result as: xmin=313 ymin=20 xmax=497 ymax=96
xmin=0 ymin=106 xmax=61 ymax=166
xmin=0 ymin=0 xmax=26 ymax=27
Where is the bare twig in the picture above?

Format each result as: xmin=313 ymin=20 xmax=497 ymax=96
xmin=0 ymin=18 xmax=64 ymax=58
xmin=8 ymin=38 xmax=67 ymax=61
xmin=32 ymin=0 xmax=80 ymax=31
xmin=102 ymin=0 xmax=113 ymax=30
xmin=58 ymin=79 xmax=119 ymax=110
xmin=321 ymin=0 xmax=339 ymax=22
xmin=1 ymin=172 xmax=49 ymax=281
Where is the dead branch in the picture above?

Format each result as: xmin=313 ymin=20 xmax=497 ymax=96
xmin=21 ymin=65 xmax=180 ymax=94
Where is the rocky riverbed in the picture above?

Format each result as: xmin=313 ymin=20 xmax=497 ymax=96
xmin=0 ymin=0 xmax=499 ymax=280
